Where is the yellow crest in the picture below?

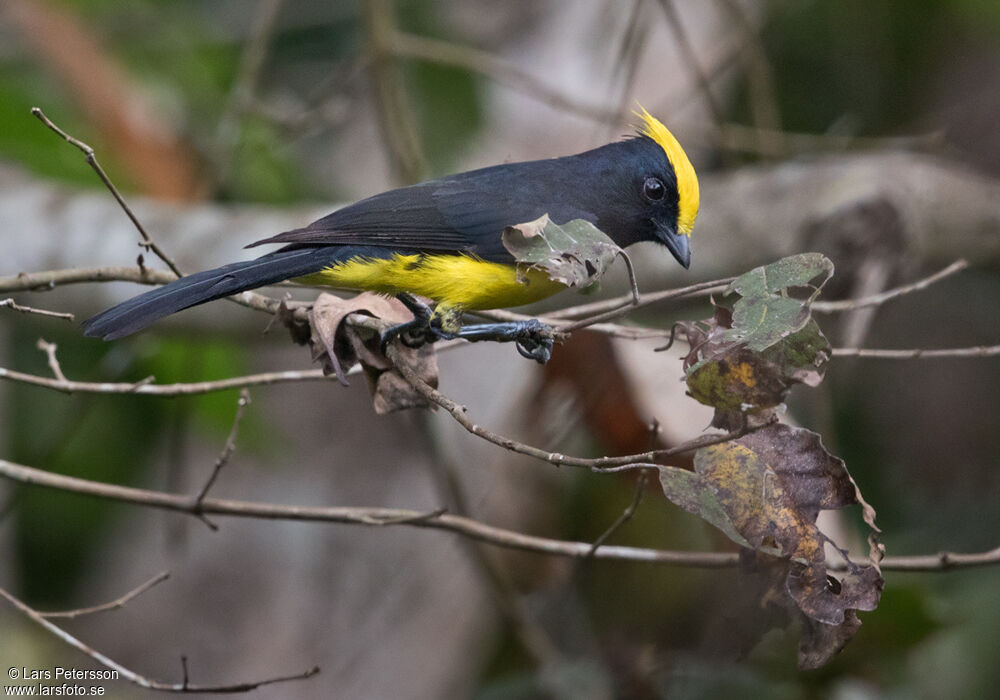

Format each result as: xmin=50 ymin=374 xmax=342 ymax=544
xmin=634 ymin=106 xmax=699 ymax=236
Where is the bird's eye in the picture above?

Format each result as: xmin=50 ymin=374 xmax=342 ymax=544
xmin=643 ymin=177 xmax=665 ymax=201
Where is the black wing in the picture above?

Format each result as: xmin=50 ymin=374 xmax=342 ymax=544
xmin=246 ymin=157 xmax=600 ymax=263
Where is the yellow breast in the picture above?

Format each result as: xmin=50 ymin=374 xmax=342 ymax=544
xmin=295 ymin=253 xmax=566 ymax=310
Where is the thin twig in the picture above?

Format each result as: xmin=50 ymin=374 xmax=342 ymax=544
xmin=214 ymin=0 xmax=286 ymax=184
xmin=0 ymin=266 xmax=177 ymax=292
xmin=361 ymin=0 xmax=426 ymax=183
xmin=31 ymin=108 xmax=183 ymax=277
xmin=543 ymin=277 xmax=732 ymax=320
xmin=812 ymin=260 xmax=968 ymax=312
xmin=0 ymin=585 xmax=320 ymax=693
xmin=392 ymin=24 xmax=753 ymax=129
xmin=618 ymin=249 xmax=642 ymax=305
xmin=713 ymin=0 xmax=783 ymax=157
xmin=471 ymin=277 xmax=732 ymax=333
xmin=0 ymin=298 xmax=75 ymax=320
xmin=35 ymin=338 xmax=67 ymax=382
xmin=421 ymin=416 xmax=563 ymax=666
xmin=682 ymin=119 xmax=944 ymax=158
xmin=875 ymin=546 xmax=1000 ymax=572
xmin=655 ymin=0 xmax=727 ymax=127
xmin=604 ymin=0 xmax=649 ymax=141
xmin=587 ymin=469 xmax=651 ymax=557
xmin=832 ymin=345 xmax=1000 ymax=359
xmin=386 ymin=343 xmax=764 ymax=470
xmin=389 ymin=30 xmax=620 ymax=125
xmin=0 ymin=365 xmax=342 ymax=396
xmin=1 ymin=458 xmax=995 ymax=573
xmin=39 ymin=572 xmax=170 ymax=620
xmin=192 ymin=389 xmax=252 ymax=507
xmin=0 ymin=265 xmax=295 ymax=319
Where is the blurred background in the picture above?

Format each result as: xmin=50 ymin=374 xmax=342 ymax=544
xmin=1 ymin=0 xmax=999 ymax=698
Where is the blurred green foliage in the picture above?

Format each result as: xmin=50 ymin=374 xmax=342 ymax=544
xmin=4 ymin=323 xmax=251 ymax=606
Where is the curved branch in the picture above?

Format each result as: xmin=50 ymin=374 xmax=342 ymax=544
xmin=2 ymin=584 xmax=319 ymax=693
xmin=0 ymin=297 xmax=74 ymax=320
xmin=1 ymin=459 xmax=995 ymax=573
xmin=812 ymin=260 xmax=968 ymax=312
xmin=38 ymin=572 xmax=170 ymax=620
xmin=386 ymin=343 xmax=762 ymax=470
xmin=31 ymin=108 xmax=184 ymax=277
xmin=0 ymin=365 xmax=341 ymax=396
xmin=0 ymin=265 xmax=299 ymax=318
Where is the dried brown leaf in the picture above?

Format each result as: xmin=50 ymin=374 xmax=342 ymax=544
xmin=308 ymin=293 xmax=438 ymax=413
xmin=658 ymin=423 xmax=882 ymax=668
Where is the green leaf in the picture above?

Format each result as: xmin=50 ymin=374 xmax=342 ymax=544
xmin=723 ymin=253 xmax=834 ymax=351
xmin=501 ymin=215 xmax=622 ymax=288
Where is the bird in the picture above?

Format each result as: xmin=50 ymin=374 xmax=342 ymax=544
xmin=82 ymin=108 xmax=699 ymax=362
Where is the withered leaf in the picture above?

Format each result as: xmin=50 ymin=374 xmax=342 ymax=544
xmin=658 ymin=423 xmax=882 ymax=668
xmin=680 ymin=307 xmax=830 ymax=427
xmin=309 ymin=292 xmax=438 ymax=414
xmin=723 ymin=253 xmax=834 ymax=352
xmin=501 ymin=214 xmax=622 ymax=287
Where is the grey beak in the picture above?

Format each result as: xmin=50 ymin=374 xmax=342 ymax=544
xmin=658 ymin=226 xmax=691 ymax=269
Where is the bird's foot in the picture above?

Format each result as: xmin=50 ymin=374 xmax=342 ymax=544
xmin=380 ymin=293 xmax=437 ymax=351
xmin=381 ymin=295 xmax=555 ymax=363
xmin=453 ymin=320 xmax=555 ymax=364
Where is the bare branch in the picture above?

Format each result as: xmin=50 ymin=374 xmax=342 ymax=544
xmin=587 ymin=469 xmax=651 ymax=557
xmin=713 ymin=0 xmax=783 ymax=156
xmin=31 ymin=108 xmax=184 ymax=277
xmin=0 ymin=457 xmax=737 ymax=568
xmin=832 ymin=344 xmax=1000 ymax=359
xmin=0 ymin=266 xmax=176 ymax=293
xmin=0 ymin=364 xmax=343 ymax=396
xmin=813 ymin=260 xmax=969 ymax=312
xmin=192 ymin=389 xmax=252 ymax=508
xmin=1 ymin=458 xmax=995 ymax=573
xmin=470 ymin=277 xmax=732 ymax=331
xmin=39 ymin=572 xmax=170 ymax=620
xmin=0 ymin=265 xmax=306 ymax=320
xmin=389 ymin=30 xmax=621 ymax=125
xmin=214 ymin=0 xmax=286 ymax=184
xmin=874 ymin=546 xmax=1000 ymax=572
xmin=0 ymin=297 xmax=74 ymax=320
xmin=35 ymin=338 xmax=67 ymax=382
xmin=0 ymin=585 xmax=320 ymax=693
xmin=605 ymin=0 xmax=650 ymax=141
xmin=422 ymin=420 xmax=563 ymax=666
xmin=655 ymin=0 xmax=726 ymax=127
xmin=361 ymin=0 xmax=426 ymax=183
xmin=682 ymin=119 xmax=944 ymax=158
xmin=386 ymin=343 xmax=763 ymax=470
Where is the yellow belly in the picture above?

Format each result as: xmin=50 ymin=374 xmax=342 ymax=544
xmin=295 ymin=253 xmax=566 ymax=310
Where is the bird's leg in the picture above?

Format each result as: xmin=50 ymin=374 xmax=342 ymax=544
xmin=424 ymin=304 xmax=554 ymax=362
xmin=380 ymin=293 xmax=437 ymax=350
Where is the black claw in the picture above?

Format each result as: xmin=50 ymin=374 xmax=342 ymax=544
xmin=515 ymin=337 xmax=553 ymax=363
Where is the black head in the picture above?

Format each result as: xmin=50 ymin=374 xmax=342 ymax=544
xmin=583 ymin=112 xmax=699 ymax=269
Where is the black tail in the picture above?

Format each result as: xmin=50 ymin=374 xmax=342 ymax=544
xmin=82 ymin=247 xmax=340 ymax=340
